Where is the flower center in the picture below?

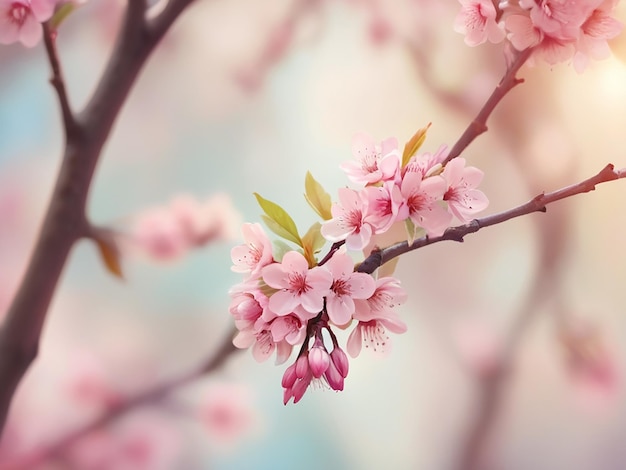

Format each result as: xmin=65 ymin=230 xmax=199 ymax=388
xmin=9 ymin=2 xmax=28 ymax=26
xmin=361 ymin=321 xmax=389 ymax=353
xmin=331 ymin=278 xmax=350 ymax=297
xmin=287 ymin=272 xmax=310 ymax=295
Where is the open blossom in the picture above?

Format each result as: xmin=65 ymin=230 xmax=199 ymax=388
xmin=364 ymin=182 xmax=403 ymax=234
xmin=442 ymin=157 xmax=489 ymax=222
xmin=348 ymin=277 xmax=408 ymax=357
xmin=574 ymin=0 xmax=623 ymax=72
xmin=400 ymin=172 xmax=452 ymax=237
xmin=262 ymin=251 xmax=332 ymax=318
xmin=454 ymin=0 xmax=506 ymax=46
xmin=340 ymin=133 xmax=400 ymax=185
xmin=0 ymin=0 xmax=55 ymax=47
xmin=324 ymin=252 xmax=376 ymax=326
xmin=231 ymin=222 xmax=274 ymax=279
xmin=233 ymin=325 xmax=293 ymax=364
xmin=402 ymin=144 xmax=449 ymax=180
xmin=321 ymin=187 xmax=374 ymax=250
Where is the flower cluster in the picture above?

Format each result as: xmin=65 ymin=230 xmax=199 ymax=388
xmin=0 ymin=0 xmax=55 ymax=47
xmin=323 ymin=132 xmax=489 ymax=249
xmin=454 ymin=0 xmax=623 ymax=71
xmin=229 ymin=128 xmax=489 ymax=404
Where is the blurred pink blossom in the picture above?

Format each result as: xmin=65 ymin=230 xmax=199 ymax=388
xmin=454 ymin=0 xmax=506 ymax=46
xmin=201 ymin=382 xmax=257 ymax=450
xmin=130 ymin=193 xmax=241 ymax=261
xmin=0 ymin=0 xmax=55 ymax=47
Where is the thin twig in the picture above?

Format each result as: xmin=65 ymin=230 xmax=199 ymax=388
xmin=41 ymin=23 xmax=76 ymax=139
xmin=443 ymin=47 xmax=534 ymax=165
xmin=358 ymin=164 xmax=626 ymax=274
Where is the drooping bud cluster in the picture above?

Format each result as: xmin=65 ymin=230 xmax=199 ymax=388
xmin=454 ymin=0 xmax=623 ymax=71
xmin=229 ymin=127 xmax=489 ymax=404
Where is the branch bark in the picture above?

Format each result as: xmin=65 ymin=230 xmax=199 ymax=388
xmin=0 ymin=0 xmax=197 ymax=436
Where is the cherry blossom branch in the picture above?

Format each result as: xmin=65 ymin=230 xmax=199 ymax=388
xmin=0 ymin=0 xmax=198 ymax=436
xmin=443 ymin=47 xmax=533 ymax=165
xmin=41 ymin=22 xmax=76 ymax=138
xmin=357 ymin=164 xmax=626 ymax=274
xmin=3 ymin=326 xmax=239 ymax=469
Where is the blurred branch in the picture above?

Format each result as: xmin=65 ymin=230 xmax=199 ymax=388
xmin=443 ymin=47 xmax=533 ymax=165
xmin=2 ymin=327 xmax=239 ymax=470
xmin=0 ymin=0 xmax=196 ymax=437
xmin=41 ymin=23 xmax=76 ymax=138
xmin=358 ymin=164 xmax=626 ymax=274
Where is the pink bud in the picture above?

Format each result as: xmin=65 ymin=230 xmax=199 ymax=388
xmin=330 ymin=347 xmax=349 ymax=378
xmin=291 ymin=373 xmax=312 ymax=404
xmin=295 ymin=355 xmax=309 ymax=379
xmin=324 ymin=361 xmax=344 ymax=391
xmin=281 ymin=362 xmax=298 ymax=389
xmin=308 ymin=346 xmax=330 ymax=379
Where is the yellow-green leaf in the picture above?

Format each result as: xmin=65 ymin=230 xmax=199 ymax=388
xmin=49 ymin=2 xmax=80 ymax=31
xmin=378 ymin=257 xmax=400 ymax=278
xmin=254 ymin=193 xmax=302 ymax=247
xmin=301 ymin=222 xmax=326 ymax=267
xmin=94 ymin=235 xmax=123 ymax=279
xmin=304 ymin=172 xmax=333 ymax=220
xmin=402 ymin=123 xmax=431 ymax=168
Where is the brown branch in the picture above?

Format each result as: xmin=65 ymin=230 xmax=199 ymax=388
xmin=1 ymin=327 xmax=239 ymax=470
xmin=0 ymin=0 xmax=197 ymax=437
xmin=41 ymin=23 xmax=76 ymax=139
xmin=443 ymin=47 xmax=534 ymax=165
xmin=358 ymin=164 xmax=626 ymax=274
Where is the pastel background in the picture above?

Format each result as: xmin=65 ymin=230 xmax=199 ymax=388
xmin=1 ymin=0 xmax=626 ymax=468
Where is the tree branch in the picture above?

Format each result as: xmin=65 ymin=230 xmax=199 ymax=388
xmin=2 ymin=327 xmax=239 ymax=469
xmin=443 ymin=47 xmax=533 ymax=165
xmin=0 ymin=0 xmax=196 ymax=437
xmin=357 ymin=164 xmax=626 ymax=274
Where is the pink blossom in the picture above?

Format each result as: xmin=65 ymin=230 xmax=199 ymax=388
xmin=308 ymin=343 xmax=331 ymax=378
xmin=340 ymin=133 xmax=400 ymax=185
xmin=442 ymin=157 xmax=489 ymax=223
xmin=269 ymin=314 xmax=306 ymax=345
xmin=574 ymin=0 xmax=623 ymax=72
xmin=364 ymin=182 xmax=403 ymax=234
xmin=228 ymin=282 xmax=267 ymax=331
xmin=399 ymin=173 xmax=452 ymax=237
xmin=233 ymin=327 xmax=293 ymax=364
xmin=321 ymin=188 xmax=374 ymax=250
xmin=505 ymin=12 xmax=543 ymax=50
xmin=454 ymin=0 xmax=506 ymax=46
xmin=324 ymin=252 xmax=376 ymax=326
xmin=283 ymin=355 xmax=313 ymax=404
xmin=201 ymin=383 xmax=256 ymax=449
xmin=348 ymin=277 xmax=408 ymax=357
xmin=0 ymin=0 xmax=54 ymax=47
xmin=262 ymin=250 xmax=332 ymax=318
xmin=402 ymin=144 xmax=450 ymax=180
xmin=231 ymin=222 xmax=274 ymax=279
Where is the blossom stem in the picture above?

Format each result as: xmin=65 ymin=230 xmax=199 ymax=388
xmin=443 ymin=47 xmax=533 ymax=165
xmin=357 ymin=164 xmax=626 ymax=274
xmin=317 ymin=241 xmax=345 ymax=266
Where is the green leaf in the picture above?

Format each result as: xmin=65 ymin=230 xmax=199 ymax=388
xmin=304 ymin=172 xmax=333 ymax=220
xmin=254 ymin=193 xmax=302 ymax=246
xmin=272 ymin=239 xmax=294 ymax=262
xmin=404 ymin=218 xmax=417 ymax=246
xmin=402 ymin=123 xmax=431 ymax=168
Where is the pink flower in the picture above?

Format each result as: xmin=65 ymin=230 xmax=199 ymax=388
xmin=233 ymin=327 xmax=292 ymax=364
xmin=364 ymin=182 xmax=403 ymax=234
xmin=454 ymin=0 xmax=506 ymax=46
xmin=402 ymin=144 xmax=449 ymax=180
xmin=505 ymin=12 xmax=543 ymax=50
xmin=348 ymin=277 xmax=408 ymax=357
xmin=574 ymin=0 xmax=623 ymax=72
xmin=399 ymin=173 xmax=452 ymax=237
xmin=282 ymin=355 xmax=313 ymax=404
xmin=340 ymin=133 xmax=400 ymax=185
xmin=0 ymin=0 xmax=55 ymax=47
xmin=324 ymin=252 xmax=376 ymax=326
xmin=269 ymin=314 xmax=307 ymax=345
xmin=262 ymin=251 xmax=332 ymax=318
xmin=201 ymin=383 xmax=256 ymax=449
xmin=228 ymin=282 xmax=267 ymax=331
xmin=321 ymin=188 xmax=374 ymax=250
xmin=442 ymin=157 xmax=489 ymax=223
xmin=231 ymin=222 xmax=274 ymax=279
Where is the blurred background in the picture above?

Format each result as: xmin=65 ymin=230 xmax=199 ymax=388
xmin=1 ymin=0 xmax=626 ymax=468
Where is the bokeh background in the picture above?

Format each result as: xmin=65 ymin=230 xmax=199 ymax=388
xmin=2 ymin=0 xmax=626 ymax=468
